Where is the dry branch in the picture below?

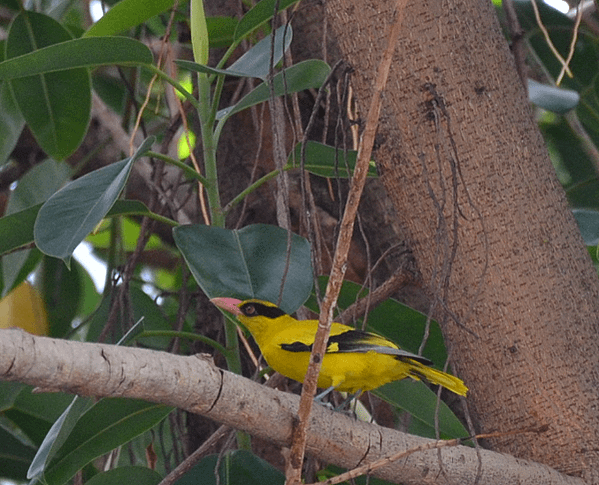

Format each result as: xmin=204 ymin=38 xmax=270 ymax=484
xmin=0 ymin=328 xmax=583 ymax=485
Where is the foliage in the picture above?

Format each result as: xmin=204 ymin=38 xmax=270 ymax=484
xmin=1 ymin=0 xmax=597 ymax=483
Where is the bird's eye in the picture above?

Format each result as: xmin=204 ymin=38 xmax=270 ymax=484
xmin=243 ymin=304 xmax=256 ymax=316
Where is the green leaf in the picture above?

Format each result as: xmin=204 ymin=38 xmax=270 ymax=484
xmin=528 ymin=79 xmax=579 ymax=114
xmin=190 ymin=0 xmax=208 ymax=65
xmin=235 ymin=0 xmax=300 ymax=41
xmin=42 ymin=257 xmax=84 ymax=338
xmin=0 ymin=36 xmax=154 ymax=80
xmin=289 ymin=141 xmax=378 ymax=178
xmin=39 ymin=399 xmax=173 ymax=485
xmin=28 ymin=396 xmax=94 ymax=480
xmin=2 ymin=158 xmax=71 ymax=294
xmin=0 ymin=0 xmax=20 ymax=10
xmin=33 ymin=137 xmax=154 ymax=266
xmin=86 ymin=466 xmax=163 ymax=485
xmin=0 ymin=205 xmax=40 ymax=256
xmin=573 ymin=208 xmax=599 ymax=246
xmin=216 ymin=60 xmax=330 ymax=121
xmin=0 ymin=426 xmax=36 ymax=481
xmin=0 ymin=200 xmax=150 ymax=257
xmin=373 ymin=381 xmax=468 ymax=440
xmin=206 ymin=16 xmax=238 ymax=48
xmin=6 ymin=11 xmax=91 ymax=160
xmin=85 ymin=0 xmax=184 ymax=37
xmin=0 ymin=78 xmax=25 ymax=167
xmin=177 ymin=24 xmax=292 ymax=81
xmin=227 ymin=24 xmax=292 ymax=80
xmin=173 ymin=224 xmax=313 ymax=314
xmin=175 ymin=451 xmax=284 ymax=485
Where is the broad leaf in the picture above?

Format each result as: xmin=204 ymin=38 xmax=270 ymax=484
xmin=0 ymin=426 xmax=36 ymax=481
xmin=34 ymin=137 xmax=154 ymax=266
xmin=85 ymin=0 xmax=185 ymax=37
xmin=2 ymin=158 xmax=70 ymax=295
xmin=6 ymin=12 xmax=91 ymax=160
xmin=177 ymin=24 xmax=292 ymax=80
xmin=176 ymin=451 xmax=284 ymax=485
xmin=173 ymin=224 xmax=313 ymax=314
xmin=373 ymin=381 xmax=468 ymax=440
xmin=85 ymin=466 xmax=163 ymax=485
xmin=0 ymin=200 xmax=150 ymax=257
xmin=38 ymin=399 xmax=173 ymax=485
xmin=573 ymin=208 xmax=599 ymax=246
xmin=0 ymin=36 xmax=153 ymax=81
xmin=289 ymin=141 xmax=378 ymax=178
xmin=216 ymin=60 xmax=330 ymax=121
xmin=206 ymin=16 xmax=238 ymax=48
xmin=0 ymin=77 xmax=24 ymax=167
xmin=27 ymin=396 xmax=93 ymax=480
xmin=235 ymin=0 xmax=299 ymax=41
xmin=528 ymin=79 xmax=579 ymax=114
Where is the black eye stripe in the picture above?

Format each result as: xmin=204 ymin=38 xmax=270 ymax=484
xmin=239 ymin=302 xmax=287 ymax=319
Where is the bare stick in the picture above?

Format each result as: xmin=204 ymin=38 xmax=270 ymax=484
xmin=285 ymin=1 xmax=409 ymax=483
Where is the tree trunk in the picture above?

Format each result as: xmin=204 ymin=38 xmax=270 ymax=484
xmin=325 ymin=0 xmax=599 ymax=480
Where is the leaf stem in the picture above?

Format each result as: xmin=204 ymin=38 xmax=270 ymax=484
xmin=147 ymin=151 xmax=210 ymax=186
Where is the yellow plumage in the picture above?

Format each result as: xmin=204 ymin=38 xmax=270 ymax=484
xmin=211 ymin=297 xmax=467 ymax=396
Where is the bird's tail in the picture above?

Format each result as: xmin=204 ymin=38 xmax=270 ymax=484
xmin=408 ymin=361 xmax=468 ymax=396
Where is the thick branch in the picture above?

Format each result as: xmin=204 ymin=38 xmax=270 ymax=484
xmin=0 ymin=329 xmax=583 ymax=485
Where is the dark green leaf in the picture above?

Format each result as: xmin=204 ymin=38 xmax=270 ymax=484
xmin=0 ymin=0 xmax=20 ymax=10
xmin=528 ymin=79 xmax=579 ymax=114
xmin=2 ymin=158 xmax=70 ymax=294
xmin=6 ymin=11 xmax=91 ymax=160
xmin=216 ymin=60 xmax=330 ymax=121
xmin=175 ymin=451 xmax=284 ymax=485
xmin=235 ymin=0 xmax=300 ymax=41
xmin=207 ymin=16 xmax=238 ymax=48
xmin=0 ymin=204 xmax=41 ymax=256
xmin=373 ymin=380 xmax=468 ymax=439
xmin=42 ymin=258 xmax=84 ymax=338
xmin=0 ymin=426 xmax=36 ymax=481
xmin=289 ymin=141 xmax=378 ymax=178
xmin=173 ymin=224 xmax=313 ymax=314
xmin=177 ymin=24 xmax=292 ymax=81
xmin=0 ymin=36 xmax=153 ymax=80
xmin=28 ymin=396 xmax=94 ymax=480
xmin=42 ymin=399 xmax=173 ymax=485
xmin=33 ymin=137 xmax=154 ymax=265
xmin=0 ymin=79 xmax=25 ymax=166
xmin=0 ymin=200 xmax=149 ymax=257
xmin=85 ymin=0 xmax=184 ymax=37
xmin=86 ymin=466 xmax=163 ymax=485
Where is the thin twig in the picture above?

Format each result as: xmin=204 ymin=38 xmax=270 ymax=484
xmin=557 ymin=2 xmax=583 ymax=85
xmin=157 ymin=426 xmax=231 ymax=485
xmin=336 ymin=265 xmax=415 ymax=325
xmin=285 ymin=2 xmax=409 ymax=484
xmin=530 ymin=0 xmax=573 ymax=79
xmin=312 ymin=426 xmax=549 ymax=485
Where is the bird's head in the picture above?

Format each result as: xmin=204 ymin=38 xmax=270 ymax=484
xmin=211 ymin=298 xmax=288 ymax=335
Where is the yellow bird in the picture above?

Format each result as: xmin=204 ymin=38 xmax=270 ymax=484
xmin=211 ymin=297 xmax=467 ymax=397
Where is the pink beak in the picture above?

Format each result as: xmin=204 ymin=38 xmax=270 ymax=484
xmin=211 ymin=297 xmax=243 ymax=316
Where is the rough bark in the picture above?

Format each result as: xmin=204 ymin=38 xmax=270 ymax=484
xmin=324 ymin=0 xmax=599 ymax=480
xmin=0 ymin=329 xmax=584 ymax=485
